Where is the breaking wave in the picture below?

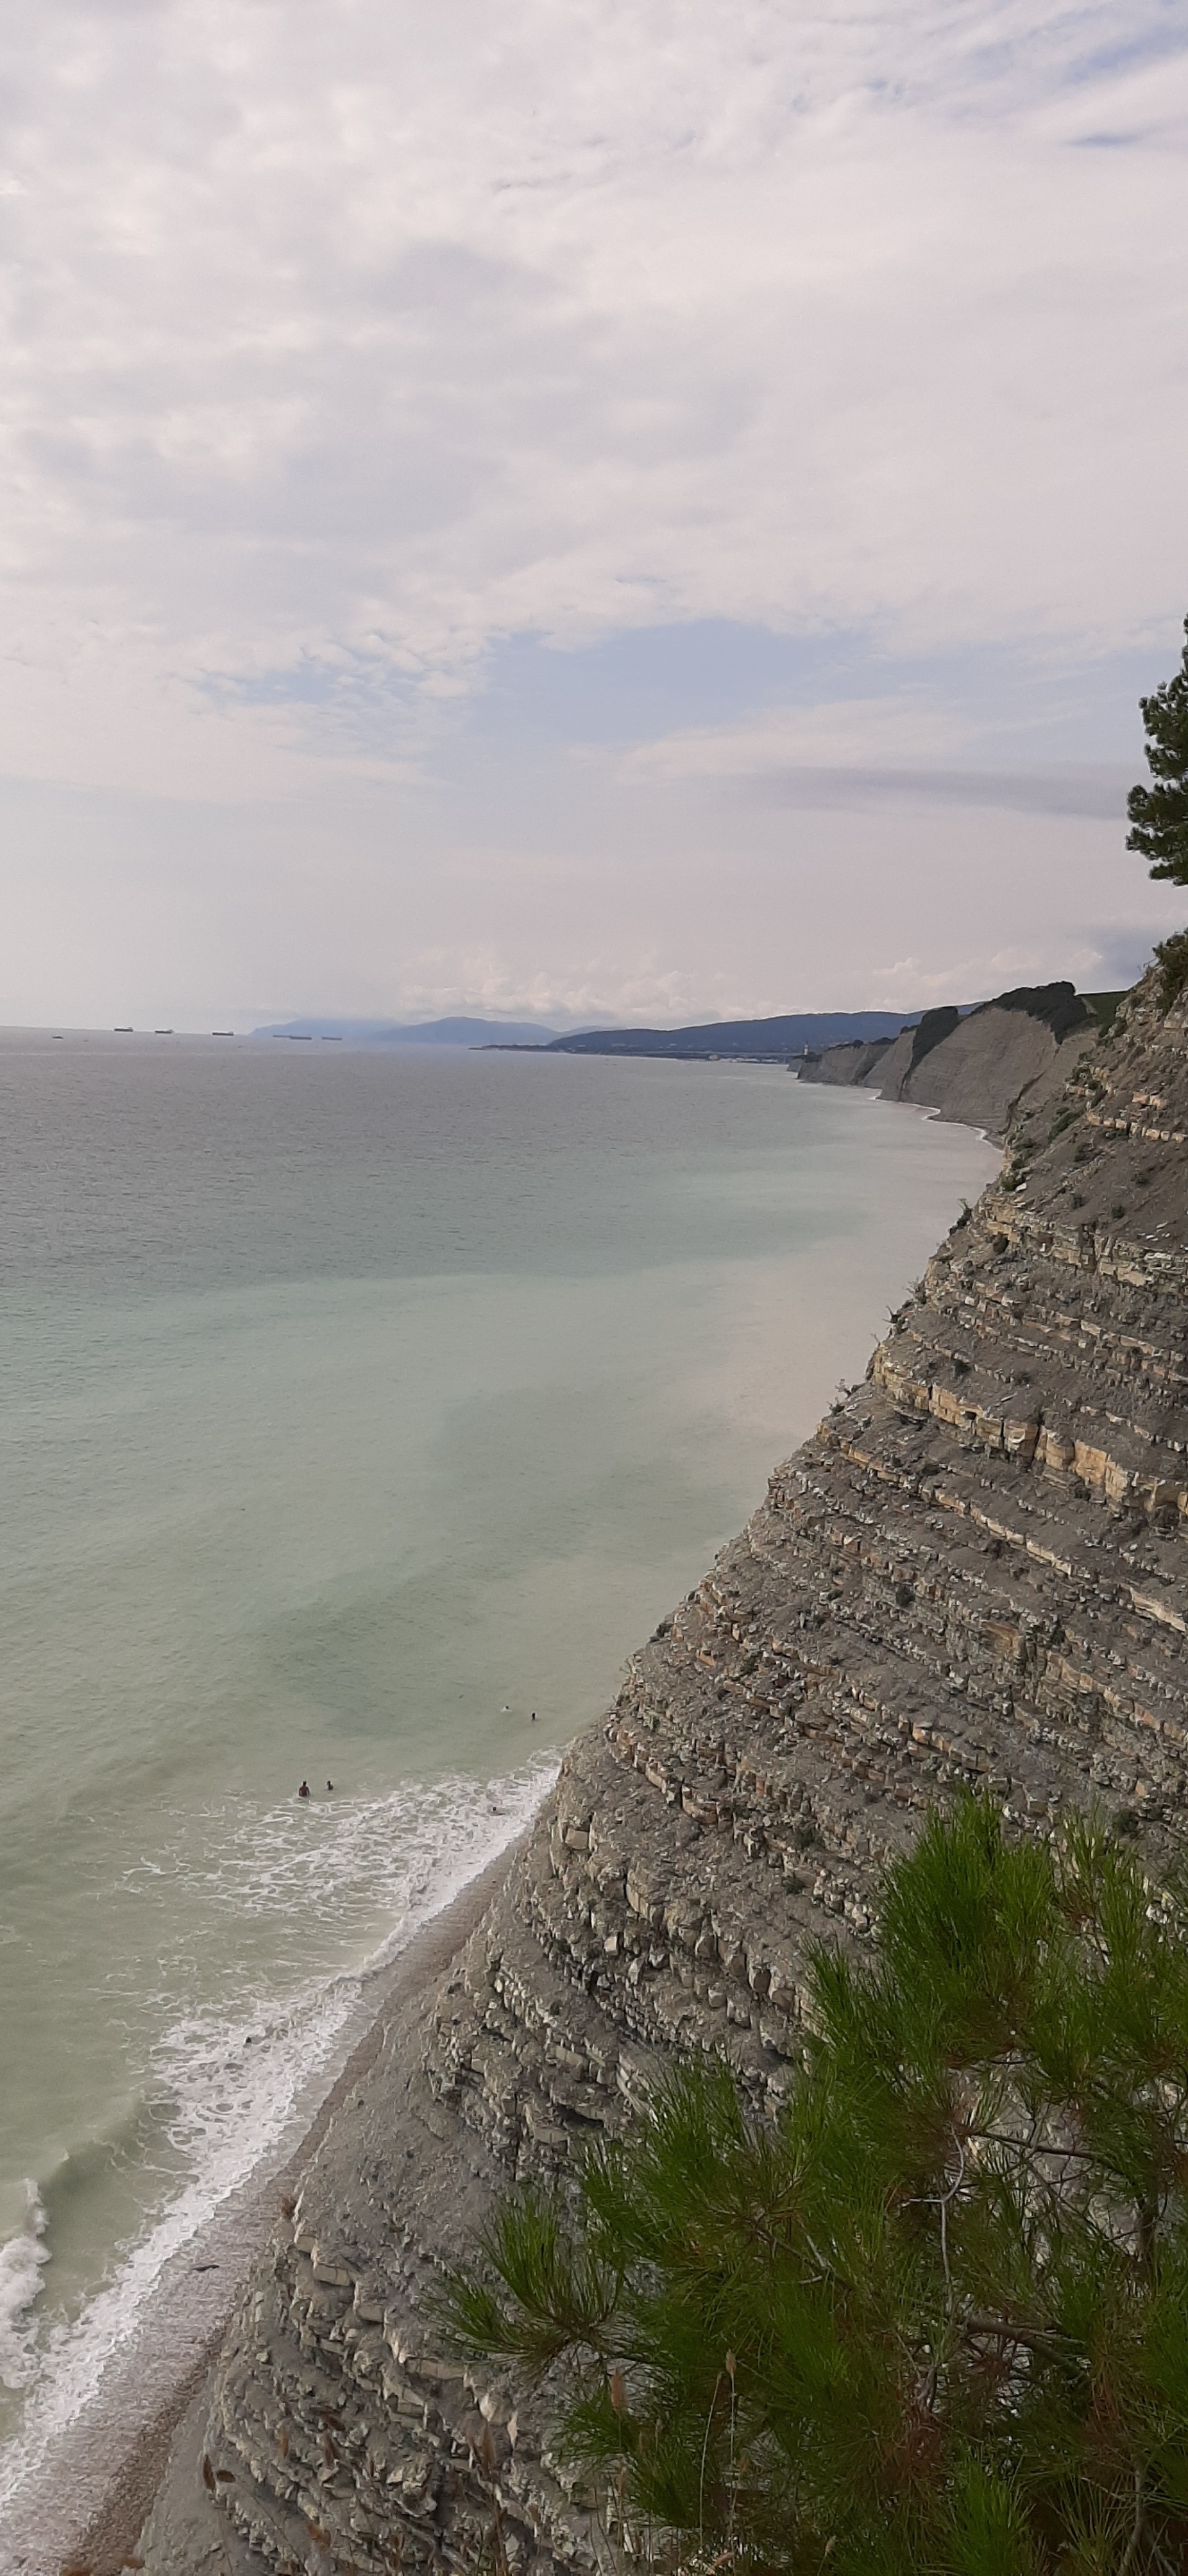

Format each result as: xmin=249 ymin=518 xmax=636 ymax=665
xmin=0 ymin=1756 xmax=556 ymax=2523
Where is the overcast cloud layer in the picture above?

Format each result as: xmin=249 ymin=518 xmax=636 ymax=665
xmin=2 ymin=0 xmax=1186 ymax=1027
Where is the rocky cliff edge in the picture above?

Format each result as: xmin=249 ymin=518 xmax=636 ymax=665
xmin=139 ymin=962 xmax=1188 ymax=2576
xmin=799 ymin=979 xmax=1103 ymax=1141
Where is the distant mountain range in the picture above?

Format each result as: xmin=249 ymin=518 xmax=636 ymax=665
xmin=254 ymin=1008 xmax=953 ymax=1057
xmin=254 ymin=1016 xmax=561 ymax=1045
xmin=257 ymin=1006 xmax=1010 ymax=1060
xmin=537 ymin=1010 xmax=931 ymax=1059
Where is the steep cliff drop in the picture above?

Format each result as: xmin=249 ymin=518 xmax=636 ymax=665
xmin=800 ymin=979 xmax=1100 ymax=1141
xmin=139 ymin=963 xmax=1188 ymax=2576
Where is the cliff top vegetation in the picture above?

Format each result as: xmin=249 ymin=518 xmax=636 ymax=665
xmin=1129 ymin=616 xmax=1188 ymax=892
xmin=447 ymin=1799 xmax=1188 ymax=2576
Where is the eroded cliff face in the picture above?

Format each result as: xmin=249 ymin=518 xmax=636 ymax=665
xmin=801 ymin=980 xmax=1098 ymax=1141
xmin=146 ymin=966 xmax=1188 ymax=2576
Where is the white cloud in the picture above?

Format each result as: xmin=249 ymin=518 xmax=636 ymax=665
xmin=0 ymin=1 xmax=1185 ymax=1016
xmin=618 ymin=703 xmax=1131 ymax=816
xmin=620 ymin=696 xmax=973 ymax=777
xmin=4 ymin=11 xmax=1186 ymax=703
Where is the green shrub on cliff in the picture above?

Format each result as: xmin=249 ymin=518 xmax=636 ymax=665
xmin=445 ymin=1800 xmax=1188 ymax=2576
xmin=1154 ymin=930 xmax=1188 ymax=1014
xmin=1128 ymin=615 xmax=1188 ymax=888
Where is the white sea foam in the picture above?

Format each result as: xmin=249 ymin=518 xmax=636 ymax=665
xmin=0 ymin=2190 xmax=50 ymax=2393
xmin=0 ymin=1756 xmax=556 ymax=2525
xmin=0 ymin=1045 xmax=999 ymax=2574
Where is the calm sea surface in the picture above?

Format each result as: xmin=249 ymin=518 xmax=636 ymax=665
xmin=0 ymin=1032 xmax=996 ymax=2502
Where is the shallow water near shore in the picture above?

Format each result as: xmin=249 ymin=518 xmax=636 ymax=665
xmin=0 ymin=1032 xmax=996 ymax=2517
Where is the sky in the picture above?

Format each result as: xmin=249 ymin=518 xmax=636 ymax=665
xmin=1 ymin=1 xmax=1187 ymax=1032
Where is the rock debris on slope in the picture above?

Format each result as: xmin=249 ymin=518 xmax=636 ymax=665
xmin=141 ymin=964 xmax=1188 ymax=2576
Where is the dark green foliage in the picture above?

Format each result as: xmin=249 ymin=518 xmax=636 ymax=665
xmin=907 ymin=1006 xmax=962 ymax=1070
xmin=443 ymin=1802 xmax=1188 ymax=2575
xmin=1155 ymin=931 xmax=1188 ymax=1014
xmin=1128 ymin=618 xmax=1188 ymax=886
xmin=970 ymin=984 xmax=1090 ymax=1045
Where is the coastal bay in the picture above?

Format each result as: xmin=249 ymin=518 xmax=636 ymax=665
xmin=0 ymin=1037 xmax=996 ymax=2565
xmin=119 ymin=967 xmax=1188 ymax=2576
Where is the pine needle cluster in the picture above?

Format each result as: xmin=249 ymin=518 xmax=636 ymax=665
xmin=443 ymin=1800 xmax=1188 ymax=2576
xmin=1128 ymin=616 xmax=1188 ymax=888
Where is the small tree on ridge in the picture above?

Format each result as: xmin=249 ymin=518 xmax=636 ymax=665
xmin=1128 ymin=616 xmax=1188 ymax=887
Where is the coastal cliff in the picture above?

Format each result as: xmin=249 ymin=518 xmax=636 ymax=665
xmin=139 ymin=962 xmax=1188 ymax=2576
xmin=798 ymin=979 xmax=1101 ymax=1141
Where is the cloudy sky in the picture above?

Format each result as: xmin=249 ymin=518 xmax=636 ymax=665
xmin=2 ymin=0 xmax=1186 ymax=1031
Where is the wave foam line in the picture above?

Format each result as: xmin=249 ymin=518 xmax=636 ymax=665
xmin=0 ymin=1755 xmax=556 ymax=2554
xmin=0 ymin=2190 xmax=50 ymax=2395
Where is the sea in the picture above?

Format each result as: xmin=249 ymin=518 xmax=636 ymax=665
xmin=0 ymin=1029 xmax=997 ymax=2525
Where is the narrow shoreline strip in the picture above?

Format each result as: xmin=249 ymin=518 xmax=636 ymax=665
xmin=4 ymin=1844 xmax=523 ymax=2576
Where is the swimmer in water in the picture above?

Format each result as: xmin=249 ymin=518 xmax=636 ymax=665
xmin=298 ymin=1779 xmax=310 ymax=1799
xmin=326 ymin=1779 xmax=334 ymax=1792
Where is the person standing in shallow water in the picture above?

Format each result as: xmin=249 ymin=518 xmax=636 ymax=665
xmin=298 ymin=1779 xmax=310 ymax=1799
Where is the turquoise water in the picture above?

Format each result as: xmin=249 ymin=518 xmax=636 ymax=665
xmin=0 ymin=1031 xmax=996 ymax=2500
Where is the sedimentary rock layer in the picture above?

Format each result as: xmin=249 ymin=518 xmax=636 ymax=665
xmin=801 ymin=980 xmax=1097 ymax=1139
xmin=145 ymin=966 xmax=1188 ymax=2576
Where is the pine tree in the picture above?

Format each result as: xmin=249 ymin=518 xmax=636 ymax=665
xmin=1128 ymin=617 xmax=1188 ymax=885
xmin=444 ymin=1800 xmax=1188 ymax=2576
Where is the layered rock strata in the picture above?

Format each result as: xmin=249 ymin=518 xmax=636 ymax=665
xmin=146 ymin=966 xmax=1188 ymax=2576
xmin=801 ymin=979 xmax=1097 ymax=1139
